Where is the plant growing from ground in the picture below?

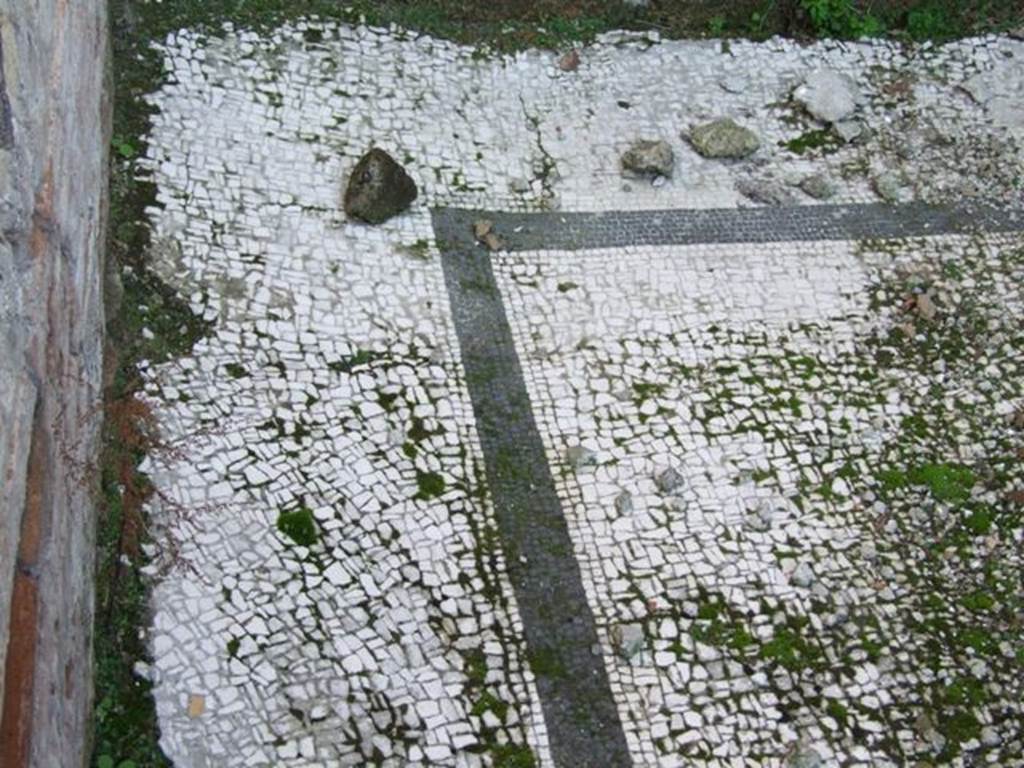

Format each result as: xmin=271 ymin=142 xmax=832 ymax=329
xmin=906 ymin=2 xmax=958 ymax=40
xmin=800 ymin=0 xmax=885 ymax=38
xmin=92 ymin=384 xmax=170 ymax=768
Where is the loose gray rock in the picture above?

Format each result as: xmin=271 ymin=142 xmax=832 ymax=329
xmin=746 ymin=501 xmax=777 ymax=532
xmin=873 ymin=172 xmax=903 ymax=203
xmin=859 ymin=541 xmax=879 ymax=562
xmin=799 ymin=173 xmax=837 ymax=200
xmin=473 ymin=219 xmax=505 ymax=251
xmin=737 ymin=177 xmax=796 ymax=206
xmin=612 ymin=623 xmax=645 ymax=660
xmin=344 ymin=148 xmax=418 ymax=224
xmin=664 ymin=497 xmax=686 ymax=514
xmin=473 ymin=219 xmax=493 ymax=240
xmin=1009 ymin=409 xmax=1024 ymax=430
xmin=981 ymin=726 xmax=1002 ymax=747
xmin=689 ymin=118 xmax=760 ymax=159
xmin=655 ymin=466 xmax=684 ymax=493
xmin=834 ymin=119 xmax=865 ymax=143
xmin=132 ymin=660 xmax=154 ymax=682
xmin=896 ymin=132 xmax=928 ymax=160
xmin=914 ymin=292 xmax=938 ymax=321
xmin=614 ymin=491 xmax=634 ymax=516
xmin=792 ymin=562 xmax=815 ymax=588
xmin=558 ymin=49 xmax=580 ymax=72
xmin=621 ymin=139 xmax=674 ymax=179
xmin=793 ymin=69 xmax=863 ymax=124
xmin=565 ymin=445 xmax=597 ymax=470
xmin=915 ymin=712 xmax=947 ymax=753
xmin=788 ymin=746 xmax=823 ymax=768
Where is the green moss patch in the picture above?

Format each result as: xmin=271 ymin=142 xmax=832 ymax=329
xmin=492 ymin=744 xmax=537 ymax=768
xmin=470 ymin=691 xmax=509 ymax=720
xmin=276 ymin=507 xmax=319 ymax=547
xmin=526 ymin=646 xmax=567 ymax=679
xmin=760 ymin=624 xmax=822 ymax=671
xmin=908 ymin=462 xmax=975 ymax=502
xmin=464 ymin=647 xmax=487 ymax=686
xmin=964 ymin=507 xmax=992 ymax=535
xmin=780 ymin=128 xmax=841 ymax=156
xmin=415 ymin=470 xmax=446 ymax=500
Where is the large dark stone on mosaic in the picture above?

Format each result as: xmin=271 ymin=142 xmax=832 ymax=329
xmin=344 ymin=147 xmax=418 ymax=224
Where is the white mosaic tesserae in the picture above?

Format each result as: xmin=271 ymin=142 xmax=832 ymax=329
xmin=494 ymin=235 xmax=1024 ymax=765
xmin=137 ymin=15 xmax=1024 ymax=768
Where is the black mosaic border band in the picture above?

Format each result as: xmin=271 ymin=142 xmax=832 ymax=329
xmin=435 ymin=223 xmax=633 ymax=768
xmin=433 ymin=200 xmax=1024 ymax=252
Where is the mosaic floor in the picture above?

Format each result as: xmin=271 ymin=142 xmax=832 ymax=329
xmin=135 ymin=18 xmax=1024 ymax=768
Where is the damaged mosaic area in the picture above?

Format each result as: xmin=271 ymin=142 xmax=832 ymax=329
xmin=494 ymin=233 xmax=1024 ymax=766
xmin=132 ymin=13 xmax=1024 ymax=768
xmin=139 ymin=204 xmax=548 ymax=766
xmin=140 ymin=19 xmax=1024 ymax=217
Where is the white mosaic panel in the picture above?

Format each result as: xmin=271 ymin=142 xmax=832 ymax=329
xmin=495 ymin=234 xmax=1024 ymax=767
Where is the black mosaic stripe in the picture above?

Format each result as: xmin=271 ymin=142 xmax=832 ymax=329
xmin=433 ymin=200 xmax=1024 ymax=252
xmin=434 ymin=223 xmax=632 ymax=768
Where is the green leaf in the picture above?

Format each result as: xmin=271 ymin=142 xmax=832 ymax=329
xmin=97 ymin=756 xmax=115 ymax=768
